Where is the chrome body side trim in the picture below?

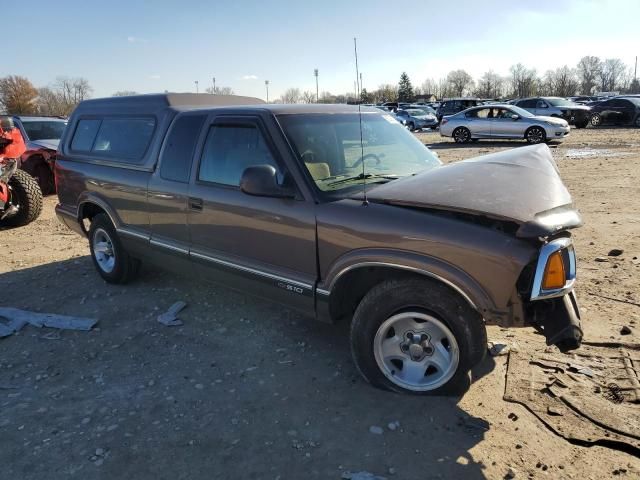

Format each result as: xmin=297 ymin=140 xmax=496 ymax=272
xmin=327 ymin=262 xmax=478 ymax=310
xmin=118 ymin=228 xmax=151 ymax=241
xmin=190 ymin=250 xmax=313 ymax=290
xmin=316 ymin=288 xmax=331 ymax=297
xmin=530 ymin=237 xmax=576 ymax=301
xmin=150 ymin=238 xmax=189 ymax=255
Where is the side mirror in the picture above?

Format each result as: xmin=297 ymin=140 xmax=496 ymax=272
xmin=511 ymin=114 xmax=520 ymax=120
xmin=240 ymin=165 xmax=294 ymax=198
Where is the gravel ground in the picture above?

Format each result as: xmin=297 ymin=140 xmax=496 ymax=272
xmin=1 ymin=126 xmax=639 ymax=479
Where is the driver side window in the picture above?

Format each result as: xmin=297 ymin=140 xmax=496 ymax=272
xmin=198 ymin=124 xmax=280 ymax=186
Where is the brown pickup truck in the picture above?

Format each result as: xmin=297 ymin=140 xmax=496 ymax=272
xmin=55 ymin=93 xmax=583 ymax=395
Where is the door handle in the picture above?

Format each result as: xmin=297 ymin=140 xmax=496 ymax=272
xmin=189 ymin=197 xmax=203 ymax=211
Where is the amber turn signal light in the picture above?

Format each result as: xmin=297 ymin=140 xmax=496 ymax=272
xmin=542 ymin=251 xmax=566 ymax=290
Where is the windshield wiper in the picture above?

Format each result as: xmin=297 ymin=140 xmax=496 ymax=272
xmin=327 ymin=173 xmax=400 ymax=186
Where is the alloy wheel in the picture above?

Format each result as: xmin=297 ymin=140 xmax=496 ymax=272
xmin=453 ymin=128 xmax=470 ymax=143
xmin=527 ymin=127 xmax=545 ymax=144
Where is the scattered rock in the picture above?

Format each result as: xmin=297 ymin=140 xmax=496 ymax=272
xmin=607 ymin=249 xmax=624 ymax=257
xmin=547 ymin=406 xmax=563 ymax=416
xmin=508 ymin=412 xmax=518 ymax=421
xmin=369 ymin=425 xmax=384 ymax=435
xmin=620 ymin=326 xmax=632 ymax=335
xmin=505 ymin=466 xmax=517 ymax=479
xmin=488 ymin=342 xmax=510 ymax=356
xmin=594 ymin=257 xmax=609 ymax=263
xmin=388 ymin=467 xmax=396 ymax=475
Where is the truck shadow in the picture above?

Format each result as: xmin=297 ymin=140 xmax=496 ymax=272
xmin=1 ymin=257 xmax=496 ymax=479
xmin=427 ymin=140 xmax=562 ymax=150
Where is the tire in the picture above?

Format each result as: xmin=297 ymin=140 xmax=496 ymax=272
xmin=407 ymin=122 xmax=415 ymax=132
xmin=2 ymin=169 xmax=43 ymax=227
xmin=634 ymin=115 xmax=640 ymax=128
xmin=350 ymin=278 xmax=487 ymax=395
xmin=525 ymin=126 xmax=546 ymax=144
xmin=452 ymin=127 xmax=471 ymax=144
xmin=590 ymin=113 xmax=602 ymax=127
xmin=574 ymin=119 xmax=588 ymax=129
xmin=88 ymin=213 xmax=141 ymax=284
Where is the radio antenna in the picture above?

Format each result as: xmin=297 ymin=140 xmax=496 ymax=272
xmin=354 ymin=37 xmax=368 ymax=206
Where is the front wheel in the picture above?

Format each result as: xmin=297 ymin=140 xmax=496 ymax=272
xmin=525 ymin=126 xmax=546 ymax=144
xmin=88 ymin=214 xmax=141 ymax=284
xmin=350 ymin=279 xmax=487 ymax=395
xmin=452 ymin=127 xmax=471 ymax=144
xmin=591 ymin=113 xmax=602 ymax=127
xmin=2 ymin=169 xmax=43 ymax=227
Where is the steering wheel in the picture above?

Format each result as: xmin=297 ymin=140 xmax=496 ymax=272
xmin=351 ymin=153 xmax=381 ymax=169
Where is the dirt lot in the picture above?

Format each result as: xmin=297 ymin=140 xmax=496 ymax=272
xmin=1 ymin=127 xmax=639 ymax=479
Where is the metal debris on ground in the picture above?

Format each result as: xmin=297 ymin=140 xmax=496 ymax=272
xmin=0 ymin=307 xmax=98 ymax=338
xmin=157 ymin=301 xmax=187 ymax=327
xmin=504 ymin=345 xmax=640 ymax=454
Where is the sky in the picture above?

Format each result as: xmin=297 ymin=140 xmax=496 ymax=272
xmin=4 ymin=0 xmax=640 ymax=100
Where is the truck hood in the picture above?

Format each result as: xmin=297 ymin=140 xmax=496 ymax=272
xmin=364 ymin=144 xmax=582 ymax=238
xmin=27 ymin=139 xmax=59 ymax=151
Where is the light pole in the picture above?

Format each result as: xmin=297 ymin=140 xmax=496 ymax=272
xmin=212 ymin=77 xmax=216 ymax=94
xmin=194 ymin=80 xmax=199 ymax=94
xmin=265 ymin=80 xmax=270 ymax=102
xmin=314 ymin=68 xmax=319 ymax=103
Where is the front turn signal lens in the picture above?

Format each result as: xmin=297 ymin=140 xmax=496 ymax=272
xmin=542 ymin=251 xmax=566 ymax=290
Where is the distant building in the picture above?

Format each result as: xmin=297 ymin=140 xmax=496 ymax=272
xmin=415 ymin=93 xmax=437 ymax=103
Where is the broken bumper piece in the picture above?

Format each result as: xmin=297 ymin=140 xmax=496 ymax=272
xmin=530 ymin=291 xmax=583 ymax=352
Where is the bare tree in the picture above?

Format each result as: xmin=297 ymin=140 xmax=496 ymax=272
xmin=576 ymin=56 xmax=601 ymax=94
xmin=446 ymin=70 xmax=474 ymax=97
xmin=541 ymin=66 xmax=579 ymax=97
xmin=376 ymin=84 xmax=398 ymax=102
xmin=509 ymin=63 xmax=538 ymax=98
xmin=281 ymin=88 xmax=301 ymax=104
xmin=474 ymin=71 xmax=504 ymax=98
xmin=0 ymin=75 xmax=39 ymax=114
xmin=301 ymin=90 xmax=316 ymax=103
xmin=318 ymin=91 xmax=336 ymax=104
xmin=598 ymin=58 xmax=626 ymax=92
xmin=205 ymin=86 xmax=235 ymax=95
xmin=37 ymin=87 xmax=66 ymax=116
xmin=112 ymin=91 xmax=139 ymax=97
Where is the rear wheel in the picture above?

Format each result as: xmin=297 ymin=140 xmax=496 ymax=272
xmin=88 ymin=213 xmax=140 ymax=284
xmin=525 ymin=126 xmax=546 ymax=144
xmin=2 ymin=169 xmax=43 ymax=227
xmin=590 ymin=113 xmax=602 ymax=127
xmin=350 ymin=278 xmax=486 ymax=395
xmin=453 ymin=127 xmax=471 ymax=144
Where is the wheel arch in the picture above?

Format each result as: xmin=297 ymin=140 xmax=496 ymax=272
xmin=319 ymin=253 xmax=496 ymax=323
xmin=77 ymin=195 xmax=121 ymax=235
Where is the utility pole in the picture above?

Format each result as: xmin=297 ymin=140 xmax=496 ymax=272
xmin=195 ymin=80 xmax=199 ymax=94
xmin=212 ymin=77 xmax=216 ymax=94
xmin=265 ymin=80 xmax=270 ymax=102
xmin=360 ymin=72 xmax=363 ymax=102
xmin=635 ymin=56 xmax=638 ymax=92
xmin=314 ymin=69 xmax=319 ymax=103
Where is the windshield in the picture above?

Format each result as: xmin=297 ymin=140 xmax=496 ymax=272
xmin=277 ymin=113 xmax=441 ymax=193
xmin=406 ymin=109 xmax=429 ymax=117
xmin=546 ymin=98 xmax=578 ymax=107
xmin=624 ymin=97 xmax=640 ymax=106
xmin=507 ymin=105 xmax=535 ymax=118
xmin=20 ymin=120 xmax=67 ymax=141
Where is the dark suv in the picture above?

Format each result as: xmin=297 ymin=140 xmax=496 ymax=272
xmin=513 ymin=97 xmax=591 ymax=128
xmin=54 ymin=94 xmax=583 ymax=395
xmin=436 ymin=98 xmax=481 ymax=123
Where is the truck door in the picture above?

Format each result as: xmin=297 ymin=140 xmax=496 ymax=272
xmin=146 ymin=113 xmax=207 ymax=271
xmin=186 ymin=114 xmax=317 ymax=314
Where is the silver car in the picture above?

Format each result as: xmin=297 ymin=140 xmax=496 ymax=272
xmin=440 ymin=104 xmax=570 ymax=144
